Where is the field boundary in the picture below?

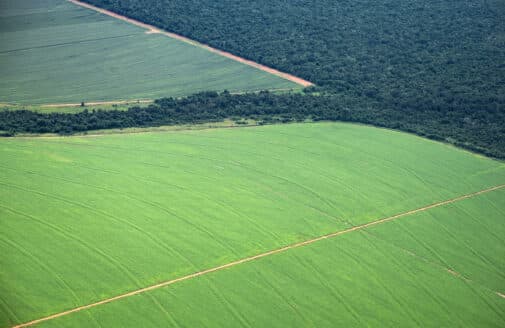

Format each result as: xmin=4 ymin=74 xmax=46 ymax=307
xmin=67 ymin=0 xmax=314 ymax=88
xmin=38 ymin=88 xmax=297 ymax=107
xmin=41 ymin=100 xmax=153 ymax=108
xmin=12 ymin=183 xmax=505 ymax=328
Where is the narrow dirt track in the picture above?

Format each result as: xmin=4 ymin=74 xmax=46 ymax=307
xmin=12 ymin=183 xmax=505 ymax=328
xmin=43 ymin=100 xmax=153 ymax=108
xmin=66 ymin=0 xmax=314 ymax=87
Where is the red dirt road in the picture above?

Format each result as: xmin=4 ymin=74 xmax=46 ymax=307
xmin=67 ymin=0 xmax=314 ymax=87
xmin=12 ymin=183 xmax=505 ymax=328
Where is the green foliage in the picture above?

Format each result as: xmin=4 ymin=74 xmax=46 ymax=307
xmin=0 ymin=0 xmax=296 ymax=104
xmin=2 ymin=91 xmax=505 ymax=158
xmin=2 ymin=123 xmax=505 ymax=326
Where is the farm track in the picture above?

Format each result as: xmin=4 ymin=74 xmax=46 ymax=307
xmin=43 ymin=99 xmax=153 ymax=108
xmin=67 ymin=0 xmax=314 ymax=88
xmin=12 ymin=183 xmax=505 ymax=328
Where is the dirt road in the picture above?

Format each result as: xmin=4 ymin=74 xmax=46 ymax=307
xmin=12 ymin=183 xmax=505 ymax=328
xmin=67 ymin=0 xmax=314 ymax=87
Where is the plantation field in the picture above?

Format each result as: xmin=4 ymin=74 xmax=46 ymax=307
xmin=1 ymin=122 xmax=505 ymax=327
xmin=0 ymin=0 xmax=297 ymax=105
xmin=37 ymin=190 xmax=505 ymax=328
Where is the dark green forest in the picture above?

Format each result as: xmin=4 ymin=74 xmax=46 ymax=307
xmin=3 ymin=0 xmax=505 ymax=158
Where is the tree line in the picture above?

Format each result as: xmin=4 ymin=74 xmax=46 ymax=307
xmin=2 ymin=91 xmax=504 ymax=158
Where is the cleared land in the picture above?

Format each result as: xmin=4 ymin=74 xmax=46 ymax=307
xmin=0 ymin=0 xmax=298 ymax=105
xmin=1 ymin=122 xmax=505 ymax=327
xmin=12 ymin=184 xmax=505 ymax=327
xmin=35 ymin=190 xmax=505 ymax=328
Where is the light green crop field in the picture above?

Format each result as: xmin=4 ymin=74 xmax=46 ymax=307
xmin=1 ymin=122 xmax=505 ymax=327
xmin=37 ymin=191 xmax=505 ymax=328
xmin=0 ymin=0 xmax=297 ymax=105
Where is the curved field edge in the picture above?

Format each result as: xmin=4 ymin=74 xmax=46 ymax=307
xmin=1 ymin=122 xmax=505 ymax=326
xmin=6 ymin=120 xmax=502 ymax=162
xmin=2 ymin=90 xmax=502 ymax=159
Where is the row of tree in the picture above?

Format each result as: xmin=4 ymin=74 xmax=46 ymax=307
xmin=2 ymin=91 xmax=504 ymax=158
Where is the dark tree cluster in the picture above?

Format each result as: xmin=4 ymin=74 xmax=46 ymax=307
xmin=2 ymin=91 xmax=504 ymax=158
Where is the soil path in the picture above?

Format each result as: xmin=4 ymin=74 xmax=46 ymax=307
xmin=12 ymin=183 xmax=505 ymax=328
xmin=67 ymin=0 xmax=314 ymax=87
xmin=44 ymin=100 xmax=153 ymax=108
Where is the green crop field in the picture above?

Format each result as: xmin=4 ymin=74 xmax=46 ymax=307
xmin=36 ymin=191 xmax=505 ymax=328
xmin=0 ymin=0 xmax=297 ymax=105
xmin=1 ymin=122 xmax=505 ymax=327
